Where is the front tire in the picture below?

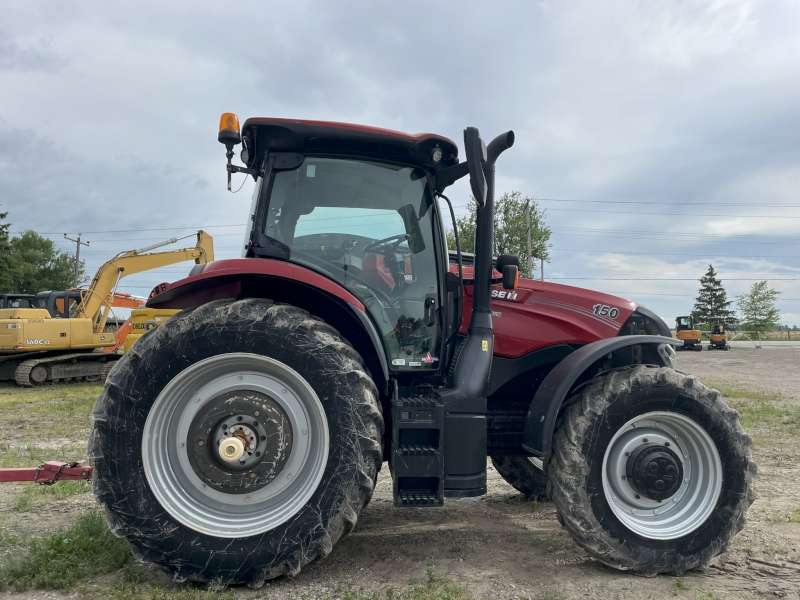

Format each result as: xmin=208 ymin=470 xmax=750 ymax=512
xmin=89 ymin=299 xmax=383 ymax=585
xmin=548 ymin=365 xmax=754 ymax=575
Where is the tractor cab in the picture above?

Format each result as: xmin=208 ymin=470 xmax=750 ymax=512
xmin=237 ymin=119 xmax=464 ymax=374
xmin=254 ymin=156 xmax=443 ymax=370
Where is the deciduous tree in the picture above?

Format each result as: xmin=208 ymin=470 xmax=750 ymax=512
xmin=0 ymin=206 xmax=11 ymax=291
xmin=736 ymin=281 xmax=781 ymax=332
xmin=7 ymin=230 xmax=85 ymax=293
xmin=445 ymin=191 xmax=551 ymax=279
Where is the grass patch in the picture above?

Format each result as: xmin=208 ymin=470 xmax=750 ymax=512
xmin=769 ymin=507 xmax=800 ymax=523
xmin=323 ymin=569 xmax=471 ymax=600
xmin=726 ymin=400 xmax=800 ymax=436
xmin=0 ymin=511 xmax=130 ymax=591
xmin=703 ymin=380 xmax=800 ymax=437
xmin=672 ymin=577 xmax=687 ymax=595
xmin=539 ymin=539 xmax=564 ymax=554
xmin=0 ymin=381 xmax=102 ymax=469
xmin=704 ymin=381 xmax=780 ymax=402
xmin=14 ymin=479 xmax=91 ymax=510
xmin=0 ymin=442 xmax=88 ymax=468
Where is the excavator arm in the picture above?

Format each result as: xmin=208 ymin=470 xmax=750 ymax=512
xmin=74 ymin=231 xmax=214 ymax=333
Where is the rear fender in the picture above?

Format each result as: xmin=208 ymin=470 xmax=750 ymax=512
xmin=146 ymin=263 xmax=389 ymax=394
xmin=521 ymin=335 xmax=678 ymax=457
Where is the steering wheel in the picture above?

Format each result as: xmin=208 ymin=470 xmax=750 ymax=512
xmin=291 ymin=249 xmax=402 ymax=321
xmin=362 ymin=234 xmax=409 ymax=256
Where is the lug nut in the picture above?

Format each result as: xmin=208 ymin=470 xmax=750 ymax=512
xmin=198 ymin=440 xmax=205 ymax=447
xmin=643 ymin=438 xmax=649 ymax=443
xmin=254 ymin=411 xmax=260 ymax=417
xmin=237 ymin=416 xmax=243 ymax=422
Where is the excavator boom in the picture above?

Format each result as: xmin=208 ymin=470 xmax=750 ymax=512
xmin=75 ymin=231 xmax=214 ymax=333
xmin=0 ymin=231 xmax=214 ymax=386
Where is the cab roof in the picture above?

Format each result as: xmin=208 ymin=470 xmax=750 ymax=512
xmin=240 ymin=118 xmax=459 ymax=172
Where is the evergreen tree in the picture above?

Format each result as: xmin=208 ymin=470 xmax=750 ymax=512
xmin=737 ymin=281 xmax=781 ymax=332
xmin=445 ymin=191 xmax=551 ymax=279
xmin=692 ymin=264 xmax=737 ymax=327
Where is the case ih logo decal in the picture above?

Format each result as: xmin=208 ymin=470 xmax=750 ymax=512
xmin=491 ymin=290 xmax=519 ymax=301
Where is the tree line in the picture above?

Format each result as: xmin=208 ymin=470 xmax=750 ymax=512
xmin=0 ymin=205 xmax=85 ymax=294
xmin=691 ymin=264 xmax=784 ymax=333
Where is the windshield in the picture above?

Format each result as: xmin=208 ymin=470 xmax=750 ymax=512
xmin=262 ymin=157 xmax=441 ymax=371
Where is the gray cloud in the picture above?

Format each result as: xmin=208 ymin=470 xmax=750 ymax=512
xmin=0 ymin=0 xmax=798 ymax=324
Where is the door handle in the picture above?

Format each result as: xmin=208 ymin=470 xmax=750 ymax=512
xmin=424 ymin=295 xmax=437 ymax=327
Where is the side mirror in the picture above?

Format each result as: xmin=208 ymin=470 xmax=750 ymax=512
xmin=502 ymin=264 xmax=519 ymax=290
xmin=464 ymin=127 xmax=487 ymax=207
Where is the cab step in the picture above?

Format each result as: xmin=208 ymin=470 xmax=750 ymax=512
xmin=391 ymin=394 xmax=444 ymax=507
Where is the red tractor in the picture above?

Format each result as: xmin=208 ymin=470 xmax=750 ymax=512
xmin=89 ymin=116 xmax=754 ymax=586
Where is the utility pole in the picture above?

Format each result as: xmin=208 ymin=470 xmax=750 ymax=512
xmin=525 ymin=199 xmax=533 ymax=279
xmin=63 ymin=234 xmax=89 ymax=288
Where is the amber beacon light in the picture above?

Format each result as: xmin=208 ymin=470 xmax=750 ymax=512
xmin=218 ymin=113 xmax=242 ymax=190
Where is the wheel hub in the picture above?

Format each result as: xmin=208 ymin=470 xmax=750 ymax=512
xmin=187 ymin=389 xmax=293 ymax=494
xmin=626 ymin=443 xmax=683 ymax=501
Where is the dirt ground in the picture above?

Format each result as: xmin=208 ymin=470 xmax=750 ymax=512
xmin=2 ymin=348 xmax=800 ymax=599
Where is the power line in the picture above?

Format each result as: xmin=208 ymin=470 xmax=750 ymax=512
xmin=532 ymin=274 xmax=799 ymax=285
xmin=537 ymin=198 xmax=800 ymax=208
xmin=553 ymin=231 xmax=800 ymax=246
xmin=550 ymin=248 xmax=800 ymax=259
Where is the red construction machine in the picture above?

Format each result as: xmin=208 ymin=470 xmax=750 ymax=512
xmin=76 ymin=116 xmax=753 ymax=585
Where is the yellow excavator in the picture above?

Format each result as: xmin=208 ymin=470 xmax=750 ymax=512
xmin=0 ymin=231 xmax=214 ymax=386
xmin=675 ymin=315 xmax=703 ymax=351
xmin=708 ymin=322 xmax=731 ymax=351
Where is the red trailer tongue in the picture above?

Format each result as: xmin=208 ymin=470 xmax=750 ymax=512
xmin=0 ymin=461 xmax=92 ymax=485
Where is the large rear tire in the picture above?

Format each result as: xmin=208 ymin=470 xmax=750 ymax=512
xmin=491 ymin=456 xmax=548 ymax=500
xmin=89 ymin=299 xmax=383 ymax=586
xmin=548 ymin=365 xmax=755 ymax=575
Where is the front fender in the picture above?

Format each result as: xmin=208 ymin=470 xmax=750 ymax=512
xmin=521 ymin=335 xmax=679 ymax=457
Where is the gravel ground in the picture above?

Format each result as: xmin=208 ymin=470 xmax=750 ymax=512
xmin=2 ymin=347 xmax=800 ymax=599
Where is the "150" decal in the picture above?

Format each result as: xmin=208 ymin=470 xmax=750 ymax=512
xmin=592 ymin=304 xmax=620 ymax=319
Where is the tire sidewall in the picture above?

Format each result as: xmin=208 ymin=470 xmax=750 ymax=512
xmin=96 ymin=300 xmax=380 ymax=579
xmin=579 ymin=371 xmax=750 ymax=558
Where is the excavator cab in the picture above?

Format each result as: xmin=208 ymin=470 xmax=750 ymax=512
xmin=675 ymin=315 xmax=702 ymax=351
xmin=33 ymin=290 xmax=84 ymax=319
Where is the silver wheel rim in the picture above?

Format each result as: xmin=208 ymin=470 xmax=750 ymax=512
xmin=142 ymin=353 xmax=329 ymax=538
xmin=601 ymin=411 xmax=722 ymax=540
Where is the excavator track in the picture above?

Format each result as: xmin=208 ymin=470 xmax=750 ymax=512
xmin=13 ymin=353 xmax=119 ymax=387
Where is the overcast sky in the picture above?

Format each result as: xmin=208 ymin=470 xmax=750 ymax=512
xmin=2 ymin=0 xmax=799 ymax=326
